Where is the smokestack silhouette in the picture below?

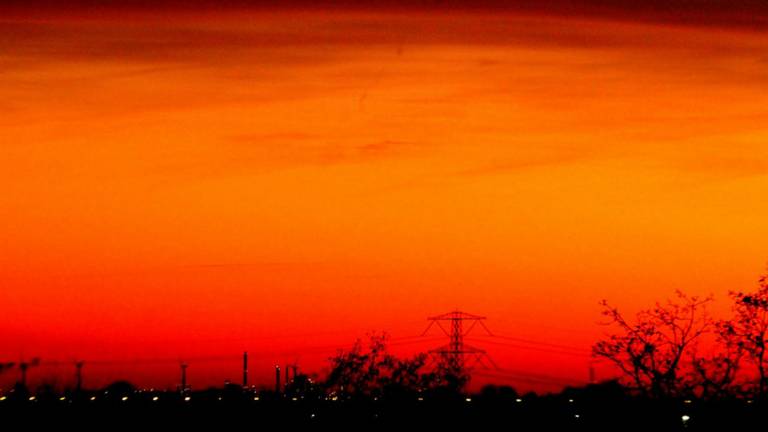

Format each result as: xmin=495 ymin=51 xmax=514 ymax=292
xmin=275 ymin=365 xmax=281 ymax=394
xmin=285 ymin=364 xmax=289 ymax=389
xmin=242 ymin=352 xmax=248 ymax=388
xmin=75 ymin=361 xmax=84 ymax=393
xmin=180 ymin=362 xmax=188 ymax=395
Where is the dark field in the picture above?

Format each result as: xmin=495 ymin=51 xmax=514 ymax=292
xmin=2 ymin=389 xmax=766 ymax=430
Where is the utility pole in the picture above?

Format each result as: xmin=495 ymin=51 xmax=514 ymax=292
xmin=242 ymin=352 xmax=248 ymax=388
xmin=20 ymin=363 xmax=29 ymax=388
xmin=423 ymin=310 xmax=495 ymax=386
xmin=18 ymin=358 xmax=40 ymax=389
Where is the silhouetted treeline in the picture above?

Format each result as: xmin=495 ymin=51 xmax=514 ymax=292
xmin=3 ymin=337 xmax=768 ymax=430
xmin=594 ymin=267 xmax=768 ymax=401
xmin=6 ymin=269 xmax=768 ymax=428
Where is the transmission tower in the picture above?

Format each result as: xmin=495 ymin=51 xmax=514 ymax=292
xmin=423 ymin=310 xmax=496 ymax=378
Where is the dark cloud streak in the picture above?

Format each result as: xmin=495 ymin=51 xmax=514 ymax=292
xmin=2 ymin=13 xmax=763 ymax=71
xmin=2 ymin=1 xmax=767 ymax=31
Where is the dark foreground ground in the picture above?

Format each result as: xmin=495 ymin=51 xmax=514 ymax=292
xmin=2 ymin=393 xmax=767 ymax=430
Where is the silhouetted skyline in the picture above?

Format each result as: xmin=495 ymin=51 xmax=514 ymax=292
xmin=2 ymin=0 xmax=767 ymax=401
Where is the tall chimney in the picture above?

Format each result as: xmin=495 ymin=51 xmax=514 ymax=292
xmin=242 ymin=352 xmax=248 ymax=388
xmin=285 ymin=365 xmax=289 ymax=389
xmin=275 ymin=365 xmax=281 ymax=394
xmin=180 ymin=362 xmax=188 ymax=395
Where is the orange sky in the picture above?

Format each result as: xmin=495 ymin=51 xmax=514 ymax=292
xmin=1 ymin=7 xmax=768 ymax=391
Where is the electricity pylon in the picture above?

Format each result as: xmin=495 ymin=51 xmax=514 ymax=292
xmin=423 ymin=310 xmax=497 ymax=379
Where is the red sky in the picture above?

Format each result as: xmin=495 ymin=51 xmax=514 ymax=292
xmin=1 ymin=2 xmax=768 ymax=392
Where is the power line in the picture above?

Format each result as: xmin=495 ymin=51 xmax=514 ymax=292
xmin=2 ymin=319 xmax=601 ymax=390
xmin=465 ymin=337 xmax=592 ymax=358
xmin=475 ymin=366 xmax=589 ymax=386
xmin=389 ymin=336 xmax=446 ymax=346
xmin=474 ymin=371 xmax=583 ymax=387
xmin=494 ymin=367 xmax=588 ymax=384
xmin=476 ymin=333 xmax=591 ymax=353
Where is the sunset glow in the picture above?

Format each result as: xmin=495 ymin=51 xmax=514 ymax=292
xmin=2 ymin=3 xmax=768 ymax=391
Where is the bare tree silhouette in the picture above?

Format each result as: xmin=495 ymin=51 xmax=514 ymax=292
xmin=720 ymin=270 xmax=768 ymax=399
xmin=687 ymin=319 xmax=743 ymax=399
xmin=323 ymin=333 xmax=461 ymax=399
xmin=593 ymin=291 xmax=712 ymax=398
